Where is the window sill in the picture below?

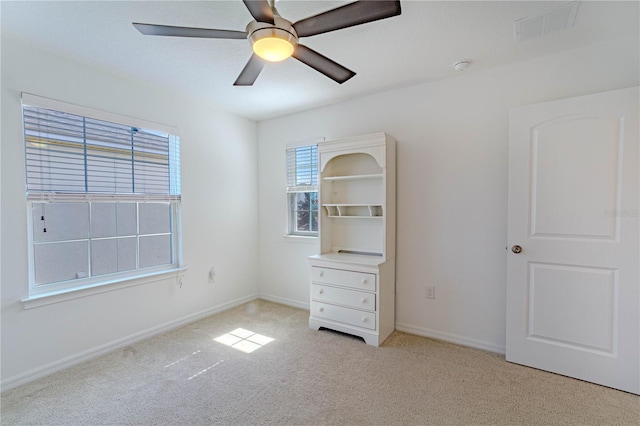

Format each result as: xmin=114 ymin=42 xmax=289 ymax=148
xmin=283 ymin=235 xmax=318 ymax=244
xmin=21 ymin=267 xmax=188 ymax=310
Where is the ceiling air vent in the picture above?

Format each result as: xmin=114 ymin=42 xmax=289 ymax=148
xmin=514 ymin=1 xmax=579 ymax=42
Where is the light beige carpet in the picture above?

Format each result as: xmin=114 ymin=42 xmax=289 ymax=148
xmin=1 ymin=299 xmax=638 ymax=425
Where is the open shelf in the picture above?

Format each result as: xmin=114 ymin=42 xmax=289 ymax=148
xmin=323 ymin=204 xmax=383 ymax=218
xmin=322 ymin=173 xmax=383 ymax=182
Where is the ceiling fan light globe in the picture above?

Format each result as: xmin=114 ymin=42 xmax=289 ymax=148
xmin=250 ymin=27 xmax=297 ymax=62
xmin=253 ymin=37 xmax=294 ymax=62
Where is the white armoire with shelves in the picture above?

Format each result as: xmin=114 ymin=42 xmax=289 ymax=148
xmin=309 ymin=132 xmax=396 ymax=346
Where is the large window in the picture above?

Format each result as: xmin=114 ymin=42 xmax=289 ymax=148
xmin=286 ymin=144 xmax=318 ymax=236
xmin=22 ymin=94 xmax=182 ymax=296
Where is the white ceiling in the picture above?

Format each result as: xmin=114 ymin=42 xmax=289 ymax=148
xmin=1 ymin=1 xmax=638 ymax=121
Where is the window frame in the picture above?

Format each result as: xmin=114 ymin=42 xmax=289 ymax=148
xmin=21 ymin=93 xmax=183 ymax=301
xmin=286 ymin=142 xmax=320 ymax=237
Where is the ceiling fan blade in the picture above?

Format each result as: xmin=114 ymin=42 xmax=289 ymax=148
xmin=133 ymin=23 xmax=247 ymax=39
xmin=292 ymin=44 xmax=355 ymax=84
xmin=293 ymin=0 xmax=401 ymax=38
xmin=234 ymin=54 xmax=266 ymax=86
xmin=242 ymin=0 xmax=275 ymax=25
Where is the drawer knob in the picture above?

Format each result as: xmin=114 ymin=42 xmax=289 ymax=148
xmin=319 ymin=289 xmax=324 ymax=294
xmin=361 ymin=297 xmax=367 ymax=303
xmin=319 ymin=307 xmax=324 ymax=312
xmin=361 ymin=279 xmax=367 ymax=284
xmin=319 ymin=270 xmax=324 ymax=277
xmin=361 ymin=317 xmax=367 ymax=322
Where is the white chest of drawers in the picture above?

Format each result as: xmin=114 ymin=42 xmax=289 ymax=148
xmin=309 ymin=253 xmax=395 ymax=346
xmin=311 ymin=266 xmax=376 ymax=330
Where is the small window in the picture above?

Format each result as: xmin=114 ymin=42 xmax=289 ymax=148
xmin=22 ymin=94 xmax=182 ymax=296
xmin=286 ymin=144 xmax=318 ymax=236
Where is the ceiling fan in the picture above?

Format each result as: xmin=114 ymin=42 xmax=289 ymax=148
xmin=133 ymin=0 xmax=401 ymax=86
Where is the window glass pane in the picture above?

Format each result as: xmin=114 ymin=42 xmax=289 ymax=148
xmin=32 ymin=202 xmax=89 ymax=242
xmin=91 ymin=239 xmax=118 ymax=276
xmin=91 ymin=203 xmax=116 ymax=238
xmin=88 ymin=202 xmax=138 ymax=237
xmin=294 ymin=192 xmax=310 ymax=232
xmin=139 ymin=234 xmax=172 ymax=268
xmin=91 ymin=237 xmax=137 ymax=276
xmin=117 ymin=203 xmax=137 ymax=236
xmin=34 ymin=241 xmax=89 ymax=285
xmin=293 ymin=192 xmax=318 ymax=233
xmin=116 ymin=237 xmax=137 ymax=272
xmin=139 ymin=203 xmax=170 ymax=234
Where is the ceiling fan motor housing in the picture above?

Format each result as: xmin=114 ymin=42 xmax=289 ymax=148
xmin=247 ymin=16 xmax=299 ymax=62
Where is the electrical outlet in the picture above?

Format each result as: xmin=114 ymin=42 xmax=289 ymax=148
xmin=425 ymin=285 xmax=435 ymax=299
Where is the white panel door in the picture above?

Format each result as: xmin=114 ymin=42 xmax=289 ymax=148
xmin=506 ymin=87 xmax=639 ymax=394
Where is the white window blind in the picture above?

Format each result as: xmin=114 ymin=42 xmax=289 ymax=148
xmin=286 ymin=144 xmax=318 ymax=192
xmin=23 ymin=96 xmax=180 ymax=201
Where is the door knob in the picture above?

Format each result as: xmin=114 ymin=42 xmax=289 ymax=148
xmin=511 ymin=245 xmax=522 ymax=254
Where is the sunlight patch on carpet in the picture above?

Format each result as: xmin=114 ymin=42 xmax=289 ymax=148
xmin=165 ymin=350 xmax=201 ymax=368
xmin=214 ymin=328 xmax=274 ymax=353
xmin=187 ymin=360 xmax=224 ymax=380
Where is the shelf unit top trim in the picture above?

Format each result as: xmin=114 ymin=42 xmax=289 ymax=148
xmin=318 ymin=132 xmax=395 ymax=172
xmin=318 ymin=132 xmax=392 ymax=153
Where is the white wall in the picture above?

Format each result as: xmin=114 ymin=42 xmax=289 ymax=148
xmin=2 ymin=29 xmax=638 ymax=391
xmin=257 ymin=36 xmax=640 ymax=352
xmin=1 ymin=35 xmax=259 ymax=388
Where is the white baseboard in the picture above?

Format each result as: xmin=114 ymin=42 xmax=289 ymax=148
xmin=258 ymin=297 xmax=505 ymax=354
xmin=395 ymin=322 xmax=506 ymax=354
xmin=1 ymin=293 xmax=259 ymax=392
xmin=259 ymin=293 xmax=309 ymax=310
